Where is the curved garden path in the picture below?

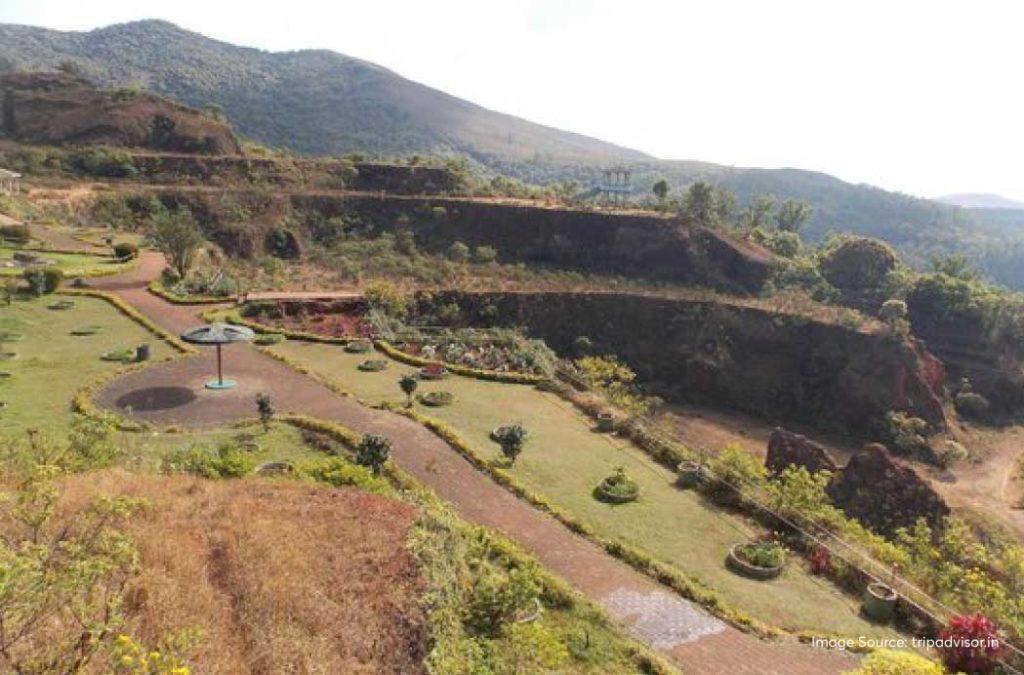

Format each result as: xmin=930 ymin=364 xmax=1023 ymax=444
xmin=84 ymin=250 xmax=856 ymax=674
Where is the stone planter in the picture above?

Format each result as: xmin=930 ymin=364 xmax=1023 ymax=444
xmin=344 ymin=340 xmax=374 ymax=354
xmin=596 ymin=412 xmax=616 ymax=432
xmin=594 ymin=471 xmax=640 ymax=504
xmin=862 ymin=582 xmax=897 ymax=622
xmin=726 ymin=543 xmax=784 ymax=580
xmin=676 ymin=460 xmax=703 ymax=488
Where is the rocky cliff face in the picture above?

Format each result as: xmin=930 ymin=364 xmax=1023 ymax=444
xmin=410 ymin=290 xmax=947 ymax=435
xmin=290 ymin=194 xmax=777 ymax=292
xmin=765 ymin=428 xmax=839 ymax=476
xmin=0 ymin=71 xmax=240 ymax=155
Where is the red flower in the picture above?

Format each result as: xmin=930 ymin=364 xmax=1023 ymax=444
xmin=809 ymin=547 xmax=831 ymax=575
xmin=938 ymin=614 xmax=1004 ymax=674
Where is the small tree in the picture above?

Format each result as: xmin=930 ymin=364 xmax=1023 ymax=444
xmin=356 ymin=433 xmax=392 ymax=475
xmin=775 ymin=199 xmax=812 ymax=233
xmin=148 ymin=206 xmax=205 ymax=279
xmin=495 ymin=424 xmax=527 ymax=465
xmin=399 ymin=374 xmax=419 ymax=407
xmin=255 ymin=392 xmax=274 ymax=431
xmin=447 ymin=240 xmax=470 ymax=262
xmin=652 ymin=179 xmax=669 ymax=202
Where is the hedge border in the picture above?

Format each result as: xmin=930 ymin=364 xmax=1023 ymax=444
xmin=59 ymin=289 xmax=197 ymax=355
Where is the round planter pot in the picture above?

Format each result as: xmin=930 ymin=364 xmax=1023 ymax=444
xmin=677 ymin=460 xmax=703 ymax=488
xmin=596 ymin=413 xmax=615 ymax=432
xmin=862 ymin=582 xmax=897 ymax=622
xmin=726 ymin=544 xmax=784 ymax=580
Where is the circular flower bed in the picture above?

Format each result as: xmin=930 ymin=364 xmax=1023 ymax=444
xmin=0 ymin=351 xmax=17 ymax=361
xmin=417 ymin=391 xmax=454 ymax=407
xmin=0 ymin=332 xmax=24 ymax=342
xmin=47 ymin=299 xmax=76 ymax=311
xmin=100 ymin=348 xmax=137 ymax=363
xmin=71 ymin=325 xmax=102 ymax=336
xmin=594 ymin=467 xmax=640 ymax=504
xmin=726 ymin=541 xmax=786 ymax=580
xmin=357 ymin=359 xmax=389 ymax=372
xmin=344 ymin=339 xmax=374 ymax=354
xmin=0 ymin=371 xmax=12 ymax=380
xmin=419 ymin=365 xmax=450 ymax=380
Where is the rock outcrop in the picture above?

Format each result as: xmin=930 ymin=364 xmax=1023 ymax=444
xmin=765 ymin=428 xmax=839 ymax=476
xmin=826 ymin=443 xmax=950 ymax=536
xmin=0 ymin=71 xmax=240 ymax=155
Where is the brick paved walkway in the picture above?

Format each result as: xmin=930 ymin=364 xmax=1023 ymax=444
xmin=90 ymin=251 xmax=859 ymax=674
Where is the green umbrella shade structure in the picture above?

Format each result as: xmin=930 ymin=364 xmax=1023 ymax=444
xmin=180 ymin=323 xmax=255 ymax=390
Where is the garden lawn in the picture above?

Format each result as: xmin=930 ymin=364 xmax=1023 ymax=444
xmin=0 ymin=246 xmax=134 ymax=277
xmin=0 ymin=295 xmax=173 ymax=438
xmin=268 ymin=340 xmax=901 ymax=639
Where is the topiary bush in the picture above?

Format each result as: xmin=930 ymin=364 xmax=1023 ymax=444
xmin=357 ymin=359 xmax=388 ymax=372
xmin=112 ymin=242 xmax=138 ymax=260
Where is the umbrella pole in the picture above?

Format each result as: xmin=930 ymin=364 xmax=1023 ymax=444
xmin=217 ymin=344 xmax=223 ymax=386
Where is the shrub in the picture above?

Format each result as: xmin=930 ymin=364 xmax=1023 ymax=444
xmin=704 ymin=444 xmax=767 ymax=504
xmin=493 ymin=423 xmax=527 ymax=465
xmin=819 ymin=237 xmax=899 ymax=292
xmin=0 ymin=223 xmax=30 ymax=244
xmin=112 ymin=242 xmax=139 ymax=260
xmin=447 ymin=240 xmax=470 ymax=262
xmin=884 ymin=411 xmax=933 ymax=460
xmin=846 ymin=649 xmax=944 ymax=675
xmin=734 ymin=541 xmax=786 ymax=569
xmin=357 ymin=359 xmax=388 ymax=372
xmin=161 ymin=443 xmax=254 ymax=478
xmin=24 ymin=266 xmax=62 ymax=294
xmin=256 ymin=392 xmax=274 ymax=430
xmin=938 ymin=614 xmax=1004 ymax=674
xmin=955 ymin=391 xmax=991 ymax=419
xmin=364 ymin=281 xmax=407 ymax=319
xmin=472 ymin=245 xmax=498 ymax=263
xmin=301 ymin=457 xmax=390 ymax=493
xmin=937 ymin=440 xmax=969 ymax=468
xmin=399 ymin=374 xmax=418 ymax=406
xmin=356 ymin=433 xmax=392 ymax=475
xmin=466 ymin=565 xmax=542 ymax=636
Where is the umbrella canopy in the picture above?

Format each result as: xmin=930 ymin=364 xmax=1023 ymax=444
xmin=180 ymin=323 xmax=254 ymax=390
xmin=180 ymin=323 xmax=255 ymax=345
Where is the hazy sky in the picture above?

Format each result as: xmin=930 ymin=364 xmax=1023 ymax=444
xmin=2 ymin=0 xmax=1022 ymax=200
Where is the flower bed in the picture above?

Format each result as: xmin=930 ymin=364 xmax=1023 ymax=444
xmin=726 ymin=542 xmax=785 ymax=580
xmin=358 ymin=359 xmax=389 ymax=372
xmin=344 ymin=339 xmax=374 ymax=354
xmin=0 ymin=332 xmax=24 ymax=342
xmin=100 ymin=347 xmax=137 ymax=363
xmin=417 ymin=390 xmax=454 ymax=407
xmin=70 ymin=325 xmax=102 ymax=336
xmin=47 ymin=299 xmax=75 ymax=311
xmin=393 ymin=335 xmax=551 ymax=376
xmin=253 ymin=333 xmax=286 ymax=346
xmin=593 ymin=468 xmax=640 ymax=504
xmin=0 ymin=351 xmax=17 ymax=361
xmin=419 ymin=364 xmax=450 ymax=380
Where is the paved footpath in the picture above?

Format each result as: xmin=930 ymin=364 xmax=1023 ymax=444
xmin=89 ymin=251 xmax=856 ymax=675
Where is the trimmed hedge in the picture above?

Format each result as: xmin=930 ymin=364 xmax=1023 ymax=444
xmin=148 ymin=280 xmax=231 ymax=305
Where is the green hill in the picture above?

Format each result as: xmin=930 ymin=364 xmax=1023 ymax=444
xmin=3 ymin=19 xmax=1024 ymax=288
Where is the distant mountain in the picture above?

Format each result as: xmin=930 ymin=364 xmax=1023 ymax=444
xmin=4 ymin=19 xmax=1024 ymax=289
xmin=0 ymin=20 xmax=645 ymax=165
xmin=935 ymin=193 xmax=1024 ymax=210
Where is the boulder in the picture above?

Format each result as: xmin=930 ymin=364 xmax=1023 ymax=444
xmin=765 ymin=427 xmax=839 ymax=476
xmin=826 ymin=443 xmax=950 ymax=536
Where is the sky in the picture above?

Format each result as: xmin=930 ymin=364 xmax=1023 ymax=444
xmin=2 ymin=0 xmax=1023 ymax=201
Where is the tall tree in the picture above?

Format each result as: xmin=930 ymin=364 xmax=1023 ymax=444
xmin=681 ymin=181 xmax=717 ymax=227
xmin=775 ymin=199 xmax=812 ymax=233
xmin=739 ymin=195 xmax=776 ymax=230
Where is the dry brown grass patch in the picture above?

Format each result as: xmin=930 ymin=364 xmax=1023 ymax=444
xmin=58 ymin=470 xmax=428 ymax=674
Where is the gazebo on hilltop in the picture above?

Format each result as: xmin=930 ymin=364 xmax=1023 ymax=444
xmin=0 ymin=169 xmax=21 ymax=195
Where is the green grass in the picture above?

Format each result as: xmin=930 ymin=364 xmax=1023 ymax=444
xmin=0 ymin=295 xmax=174 ymax=438
xmin=0 ymin=246 xmax=134 ymax=277
xmin=269 ymin=340 xmax=901 ymax=638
